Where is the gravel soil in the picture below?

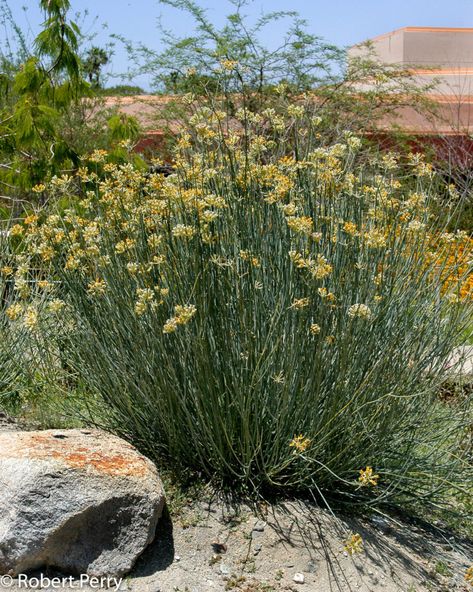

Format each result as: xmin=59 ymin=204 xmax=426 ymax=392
xmin=0 ymin=495 xmax=470 ymax=592
xmin=125 ymin=497 xmax=472 ymax=592
xmin=0 ymin=414 xmax=471 ymax=592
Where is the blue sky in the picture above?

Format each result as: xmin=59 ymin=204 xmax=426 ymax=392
xmin=6 ymin=0 xmax=473 ymax=89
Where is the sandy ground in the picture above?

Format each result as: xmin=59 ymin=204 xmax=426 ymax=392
xmin=122 ymin=497 xmax=473 ymax=592
xmin=0 ymin=411 xmax=471 ymax=592
xmin=0 ymin=494 xmax=471 ymax=592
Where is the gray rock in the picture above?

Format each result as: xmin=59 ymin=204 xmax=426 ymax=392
xmin=252 ymin=520 xmax=266 ymax=532
xmin=219 ymin=563 xmax=230 ymax=575
xmin=444 ymin=346 xmax=473 ymax=380
xmin=0 ymin=429 xmax=165 ymax=578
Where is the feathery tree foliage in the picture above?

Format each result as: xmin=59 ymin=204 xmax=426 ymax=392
xmin=0 ymin=0 xmax=140 ymax=213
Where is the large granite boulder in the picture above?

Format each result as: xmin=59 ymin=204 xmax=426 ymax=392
xmin=0 ymin=429 xmax=165 ymax=577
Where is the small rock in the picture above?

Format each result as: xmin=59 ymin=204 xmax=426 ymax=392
xmin=253 ymin=544 xmax=262 ymax=556
xmin=307 ymin=560 xmax=317 ymax=573
xmin=293 ymin=572 xmax=305 ymax=584
xmin=174 ymin=555 xmax=181 ymax=562
xmin=219 ymin=563 xmax=230 ymax=575
xmin=253 ymin=520 xmax=266 ymax=532
xmin=370 ymin=515 xmax=390 ymax=530
xmin=201 ymin=502 xmax=216 ymax=513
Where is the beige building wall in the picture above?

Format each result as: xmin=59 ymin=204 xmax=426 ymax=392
xmin=348 ymin=27 xmax=473 ymax=132
xmin=349 ymin=27 xmax=473 ymax=70
xmin=402 ymin=28 xmax=473 ymax=67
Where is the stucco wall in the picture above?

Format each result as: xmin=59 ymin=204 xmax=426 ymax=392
xmin=403 ymin=29 xmax=473 ymax=67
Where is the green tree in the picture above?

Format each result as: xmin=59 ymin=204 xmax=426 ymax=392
xmin=83 ymin=46 xmax=109 ymax=88
xmin=0 ymin=0 xmax=141 ymax=212
xmin=0 ymin=0 xmax=86 ymax=200
xmin=120 ymin=0 xmax=342 ymax=98
xmin=119 ymin=0 xmax=434 ymax=154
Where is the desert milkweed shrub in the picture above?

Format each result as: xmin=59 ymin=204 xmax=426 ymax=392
xmin=14 ymin=108 xmax=473 ymax=508
xmin=0 ymin=224 xmax=33 ymax=409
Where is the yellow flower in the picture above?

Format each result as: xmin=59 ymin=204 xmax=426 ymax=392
xmin=23 ymin=306 xmax=38 ymax=330
xmin=115 ymin=238 xmax=136 ymax=254
xmin=348 ymin=303 xmax=372 ymax=320
xmin=240 ymin=250 xmax=261 ymax=267
xmin=127 ymin=262 xmax=139 ymax=275
xmin=365 ymin=229 xmax=387 ymax=249
xmin=343 ymin=221 xmax=358 ymax=236
xmin=201 ymin=209 xmax=219 ymax=223
xmin=318 ymin=287 xmax=336 ymax=302
xmin=381 ymin=153 xmax=398 ymax=170
xmin=282 ymin=203 xmax=298 ymax=216
xmin=32 ymin=183 xmax=46 ymax=193
xmin=88 ymin=149 xmax=108 ymax=163
xmin=291 ymin=297 xmax=310 ymax=309
xmin=287 ymin=104 xmax=304 ymax=119
xmin=6 ymin=303 xmax=22 ymax=321
xmin=358 ymin=466 xmax=379 ymax=487
xmin=344 ymin=533 xmax=363 ymax=555
xmin=9 ymin=224 xmax=24 ymax=237
xmin=310 ymin=323 xmax=321 ymax=335
xmin=48 ymin=299 xmax=66 ymax=313
xmin=172 ymin=224 xmax=196 ymax=239
xmin=407 ymin=220 xmax=425 ymax=233
xmin=1 ymin=266 xmax=14 ymax=277
xmin=163 ymin=317 xmax=178 ymax=334
xmin=87 ymin=279 xmax=107 ymax=296
xmin=289 ymin=434 xmax=311 ymax=453
xmin=346 ymin=136 xmax=362 ymax=150
xmin=311 ymin=255 xmax=332 ymax=280
xmin=147 ymin=233 xmax=162 ymax=249
xmin=465 ymin=566 xmax=473 ymax=585
xmin=24 ymin=214 xmax=38 ymax=225
xmin=174 ymin=304 xmax=197 ymax=323
xmin=286 ymin=216 xmax=313 ymax=235
xmin=220 ymin=59 xmax=238 ymax=71
xmin=163 ymin=304 xmax=197 ymax=333
xmin=135 ymin=288 xmax=155 ymax=316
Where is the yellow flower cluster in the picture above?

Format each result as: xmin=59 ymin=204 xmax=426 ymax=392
xmin=239 ymin=250 xmax=261 ymax=267
xmin=289 ymin=251 xmax=333 ymax=280
xmin=163 ymin=304 xmax=197 ymax=334
xmin=358 ymin=466 xmax=379 ymax=486
xmin=289 ymin=434 xmax=311 ymax=453
xmin=291 ymin=297 xmax=310 ymax=309
xmin=436 ymin=236 xmax=473 ymax=301
xmin=344 ymin=533 xmax=363 ymax=555
xmin=348 ymin=304 xmax=372 ymax=320
xmin=87 ymin=279 xmax=107 ymax=297
xmin=7 ymin=102 xmax=462 ymax=338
